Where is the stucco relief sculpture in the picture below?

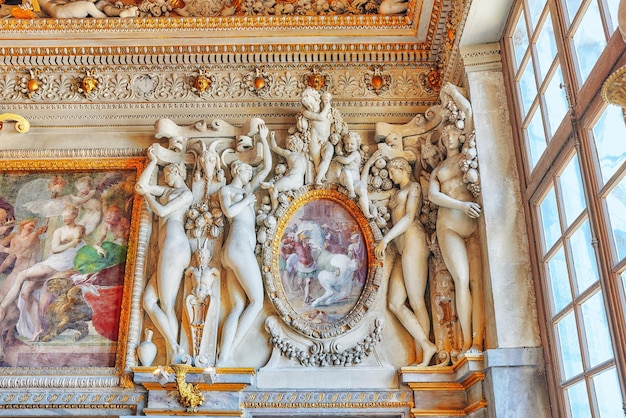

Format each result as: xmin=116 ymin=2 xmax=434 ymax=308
xmin=132 ymin=84 xmax=482 ymax=376
xmin=136 ymin=148 xmax=194 ymax=365
xmin=368 ymin=157 xmax=436 ymax=367
xmin=217 ymin=122 xmax=272 ymax=366
xmin=428 ymin=82 xmax=483 ymax=355
xmin=3 ymin=0 xmax=408 ymax=19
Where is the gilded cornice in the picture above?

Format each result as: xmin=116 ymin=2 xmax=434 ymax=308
xmin=0 ymin=43 xmax=435 ymax=65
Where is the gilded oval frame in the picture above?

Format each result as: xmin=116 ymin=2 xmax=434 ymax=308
xmin=262 ymin=187 xmax=382 ymax=340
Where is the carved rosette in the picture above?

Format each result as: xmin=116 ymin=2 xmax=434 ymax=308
xmin=303 ymin=67 xmax=331 ymax=91
xmin=244 ymin=67 xmax=274 ymax=96
xmin=364 ymin=66 xmax=391 ymax=95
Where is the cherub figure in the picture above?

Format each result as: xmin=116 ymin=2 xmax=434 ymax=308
xmin=298 ymin=88 xmax=336 ymax=184
xmin=332 ymin=132 xmax=372 ymax=218
xmin=261 ymin=132 xmax=307 ymax=210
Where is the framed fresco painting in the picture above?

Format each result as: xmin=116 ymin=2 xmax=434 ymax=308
xmin=0 ymin=157 xmax=144 ymax=382
xmin=264 ymin=188 xmax=381 ymax=340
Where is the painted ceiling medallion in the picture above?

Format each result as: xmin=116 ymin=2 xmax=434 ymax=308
xmin=191 ymin=67 xmax=215 ymax=96
xmin=364 ymin=66 xmax=391 ymax=95
xmin=244 ymin=67 xmax=273 ymax=96
xmin=304 ymin=67 xmax=330 ymax=90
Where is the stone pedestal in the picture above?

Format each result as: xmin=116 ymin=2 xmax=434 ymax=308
xmin=400 ymin=355 xmax=487 ymax=418
xmin=133 ymin=366 xmax=254 ymax=416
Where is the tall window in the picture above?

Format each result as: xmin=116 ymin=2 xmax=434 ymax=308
xmin=504 ymin=0 xmax=626 ymax=417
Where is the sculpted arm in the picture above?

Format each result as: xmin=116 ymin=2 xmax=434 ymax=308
xmin=136 ymin=146 xmax=167 ymax=198
xmin=219 ymin=187 xmax=256 ymax=219
xmin=429 ymin=167 xmax=481 ymax=218
xmin=249 ymin=123 xmax=273 ymax=191
xmin=147 ymin=188 xmax=193 ymax=219
xmin=441 ymin=82 xmax=474 ymax=135
xmin=375 ymin=184 xmax=420 ymax=258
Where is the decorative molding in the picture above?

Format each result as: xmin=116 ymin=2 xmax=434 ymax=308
xmin=0 ymin=45 xmax=436 ymax=68
xmin=459 ymin=43 xmax=503 ymax=73
xmin=241 ymin=389 xmax=413 ymax=409
xmin=0 ymin=148 xmax=145 ymax=159
xmin=0 ymin=66 xmax=438 ymax=105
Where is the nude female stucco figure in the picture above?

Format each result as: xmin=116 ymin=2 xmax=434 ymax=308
xmin=218 ymin=122 xmax=272 ymax=366
xmin=373 ymin=157 xmax=437 ymax=367
xmin=136 ymin=147 xmax=194 ymax=364
xmin=429 ymin=82 xmax=484 ymax=355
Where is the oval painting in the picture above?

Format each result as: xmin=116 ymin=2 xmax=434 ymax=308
xmin=265 ymin=189 xmax=379 ymax=339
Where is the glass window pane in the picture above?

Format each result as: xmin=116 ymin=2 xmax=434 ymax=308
xmin=607 ymin=0 xmax=620 ymax=33
xmin=527 ymin=0 xmax=545 ymax=29
xmin=540 ymin=187 xmax=561 ymax=251
xmin=557 ymin=311 xmax=584 ymax=380
xmin=572 ymin=2 xmax=607 ymax=83
xmin=544 ymin=65 xmax=569 ymax=137
xmin=566 ymin=380 xmax=592 ymax=418
xmin=569 ymin=220 xmax=599 ymax=294
xmin=581 ymin=291 xmax=613 ymax=367
xmin=547 ymin=246 xmax=573 ymax=313
xmin=605 ymin=176 xmax=626 ymax=262
xmin=591 ymin=105 xmax=626 ymax=186
xmin=594 ymin=368 xmax=623 ymax=418
xmin=536 ymin=12 xmax=557 ymax=83
xmin=560 ymin=154 xmax=586 ymax=226
xmin=519 ymin=58 xmax=538 ymax=118
xmin=512 ymin=11 xmax=529 ymax=71
xmin=527 ymin=107 xmax=547 ymax=168
xmin=564 ymin=0 xmax=584 ymax=24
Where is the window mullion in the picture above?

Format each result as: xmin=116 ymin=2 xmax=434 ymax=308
xmin=571 ymin=112 xmax=626 ymax=413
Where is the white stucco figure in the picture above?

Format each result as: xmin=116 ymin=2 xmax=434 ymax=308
xmin=218 ymin=122 xmax=272 ymax=366
xmin=331 ymin=131 xmax=372 ymax=217
xmin=429 ymin=82 xmax=484 ymax=355
xmin=373 ymin=157 xmax=437 ymax=367
xmin=297 ymin=88 xmax=340 ymax=184
xmin=184 ymin=243 xmax=220 ymax=363
xmin=261 ymin=131 xmax=307 ymax=211
xmin=38 ymin=0 xmax=107 ymax=18
xmin=136 ymin=146 xmax=194 ymax=364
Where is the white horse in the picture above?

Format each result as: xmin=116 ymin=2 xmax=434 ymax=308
xmin=310 ymin=248 xmax=359 ymax=308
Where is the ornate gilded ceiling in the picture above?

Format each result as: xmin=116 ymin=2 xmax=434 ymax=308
xmin=0 ymin=0 xmax=469 ymax=125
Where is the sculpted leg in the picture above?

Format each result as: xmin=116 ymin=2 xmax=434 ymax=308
xmin=437 ymin=230 xmax=472 ymax=352
xmin=143 ymin=276 xmax=184 ymax=363
xmin=218 ymin=269 xmax=245 ymax=366
xmin=467 ymin=234 xmax=484 ymax=352
xmin=388 ymin=261 xmax=436 ymax=366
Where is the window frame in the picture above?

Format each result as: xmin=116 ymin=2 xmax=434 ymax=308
xmin=501 ymin=0 xmax=626 ymax=416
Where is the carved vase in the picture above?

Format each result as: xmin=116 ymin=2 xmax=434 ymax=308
xmin=137 ymin=329 xmax=157 ymax=367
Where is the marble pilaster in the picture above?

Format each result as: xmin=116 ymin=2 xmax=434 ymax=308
xmin=459 ymin=43 xmax=550 ymax=418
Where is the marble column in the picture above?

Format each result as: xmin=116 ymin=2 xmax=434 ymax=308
xmin=460 ymin=43 xmax=551 ymax=417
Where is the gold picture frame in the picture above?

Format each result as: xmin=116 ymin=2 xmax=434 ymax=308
xmin=263 ymin=187 xmax=381 ymax=340
xmin=0 ymin=157 xmax=144 ymax=386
